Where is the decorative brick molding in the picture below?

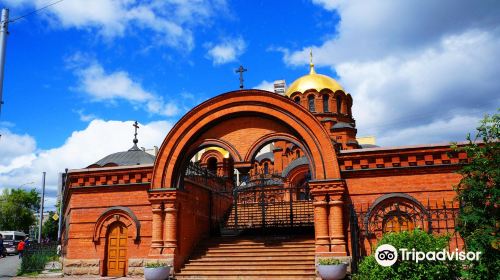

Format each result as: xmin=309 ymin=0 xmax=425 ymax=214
xmin=68 ymin=165 xmax=153 ymax=187
xmin=339 ymin=145 xmax=467 ymax=173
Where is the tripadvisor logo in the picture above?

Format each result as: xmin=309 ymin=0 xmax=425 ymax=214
xmin=375 ymin=244 xmax=482 ymax=266
xmin=375 ymin=244 xmax=398 ymax=267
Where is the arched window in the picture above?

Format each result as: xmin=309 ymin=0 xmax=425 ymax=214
xmin=207 ymin=157 xmax=217 ymax=175
xmin=294 ymin=96 xmax=300 ymax=104
xmin=364 ymin=193 xmax=431 ymax=238
xmin=296 ymin=150 xmax=300 ymax=158
xmin=323 ymin=94 xmax=329 ymax=112
xmin=336 ymin=96 xmax=342 ymax=113
xmin=308 ymin=95 xmax=315 ymax=112
xmin=263 ymin=162 xmax=269 ymax=174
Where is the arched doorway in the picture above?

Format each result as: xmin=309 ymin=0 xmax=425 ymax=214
xmin=105 ymin=222 xmax=128 ymax=277
xmin=207 ymin=157 xmax=218 ymax=175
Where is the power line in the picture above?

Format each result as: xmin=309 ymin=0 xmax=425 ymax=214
xmin=8 ymin=0 xmax=65 ymax=24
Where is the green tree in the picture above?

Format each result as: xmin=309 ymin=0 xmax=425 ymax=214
xmin=42 ymin=211 xmax=58 ymax=241
xmin=453 ymin=111 xmax=500 ymax=280
xmin=353 ymin=229 xmax=461 ymax=280
xmin=0 ymin=188 xmax=40 ymax=233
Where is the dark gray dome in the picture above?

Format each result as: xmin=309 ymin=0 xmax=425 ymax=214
xmin=360 ymin=144 xmax=380 ymax=149
xmin=282 ymin=156 xmax=309 ymax=177
xmin=331 ymin=122 xmax=354 ymax=129
xmin=255 ymin=151 xmax=274 ymax=162
xmin=89 ymin=145 xmax=155 ymax=167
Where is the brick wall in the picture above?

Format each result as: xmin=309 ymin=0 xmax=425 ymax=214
xmin=174 ymin=181 xmax=233 ymax=270
xmin=63 ymin=181 xmax=152 ymax=275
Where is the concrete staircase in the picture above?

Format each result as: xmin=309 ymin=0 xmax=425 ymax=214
xmin=175 ymin=235 xmax=316 ymax=279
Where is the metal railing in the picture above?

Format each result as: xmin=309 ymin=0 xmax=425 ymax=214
xmin=184 ymin=162 xmax=233 ymax=193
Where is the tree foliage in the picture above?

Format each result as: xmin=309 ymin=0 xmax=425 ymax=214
xmin=0 ymin=188 xmax=40 ymax=233
xmin=354 ymin=229 xmax=461 ymax=280
xmin=42 ymin=211 xmax=58 ymax=241
xmin=453 ymin=111 xmax=500 ymax=279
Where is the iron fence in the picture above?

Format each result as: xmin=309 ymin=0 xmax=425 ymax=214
xmin=225 ymin=176 xmax=314 ymax=230
xmin=20 ymin=242 xmax=59 ymax=273
xmin=184 ymin=162 xmax=234 ymax=193
xmin=349 ymin=198 xmax=461 ymax=272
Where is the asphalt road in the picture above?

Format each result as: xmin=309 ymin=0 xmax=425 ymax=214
xmin=0 ymin=255 xmax=20 ymax=280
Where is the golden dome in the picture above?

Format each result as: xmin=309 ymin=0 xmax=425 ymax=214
xmin=205 ymin=147 xmax=230 ymax=158
xmin=285 ymin=56 xmax=344 ymax=97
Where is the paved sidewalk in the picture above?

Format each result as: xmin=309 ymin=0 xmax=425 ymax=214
xmin=0 ymin=255 xmax=21 ymax=280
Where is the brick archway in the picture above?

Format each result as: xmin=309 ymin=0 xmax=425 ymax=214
xmin=152 ymin=89 xmax=341 ymax=189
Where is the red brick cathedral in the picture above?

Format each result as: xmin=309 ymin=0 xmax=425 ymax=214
xmin=62 ymin=61 xmax=465 ymax=278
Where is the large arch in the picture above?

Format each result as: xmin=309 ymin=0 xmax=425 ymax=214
xmin=152 ymin=89 xmax=341 ymax=189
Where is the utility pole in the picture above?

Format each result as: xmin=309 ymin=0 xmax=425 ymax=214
xmin=57 ymin=169 xmax=67 ymax=241
xmin=38 ymin=172 xmax=46 ymax=243
xmin=0 ymin=8 xmax=9 ymax=115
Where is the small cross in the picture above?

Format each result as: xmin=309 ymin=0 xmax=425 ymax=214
xmin=235 ymin=65 xmax=247 ymax=89
xmin=133 ymin=121 xmax=139 ymax=144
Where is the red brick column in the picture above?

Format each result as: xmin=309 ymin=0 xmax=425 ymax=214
xmin=329 ymin=193 xmax=347 ymax=255
xmin=163 ymin=203 xmax=178 ymax=254
xmin=310 ymin=180 xmax=347 ymax=255
xmin=148 ymin=189 xmax=179 ymax=257
xmin=313 ymin=194 xmax=330 ymax=252
xmin=150 ymin=203 xmax=163 ymax=255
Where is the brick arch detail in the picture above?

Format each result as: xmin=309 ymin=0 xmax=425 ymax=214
xmin=190 ymin=138 xmax=243 ymax=162
xmin=245 ymin=132 xmax=316 ymax=178
xmin=152 ymin=89 xmax=341 ymax=189
xmin=93 ymin=206 xmax=140 ymax=242
xmin=286 ymin=164 xmax=310 ymax=185
xmin=199 ymin=150 xmax=225 ymax=165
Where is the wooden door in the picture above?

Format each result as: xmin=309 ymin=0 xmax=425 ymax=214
xmin=106 ymin=222 xmax=128 ymax=276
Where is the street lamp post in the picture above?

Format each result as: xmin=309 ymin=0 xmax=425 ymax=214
xmin=38 ymin=172 xmax=46 ymax=243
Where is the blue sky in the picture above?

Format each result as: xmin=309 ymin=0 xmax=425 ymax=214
xmin=0 ymin=0 xmax=499 ymax=210
xmin=2 ymin=0 xmax=337 ymax=149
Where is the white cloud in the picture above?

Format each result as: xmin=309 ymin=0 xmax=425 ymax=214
xmin=7 ymin=0 xmax=229 ymax=51
xmin=253 ymin=80 xmax=274 ymax=92
xmin=74 ymin=109 xmax=97 ymax=122
xmin=205 ymin=37 xmax=246 ymax=65
xmin=377 ymin=115 xmax=481 ymax=147
xmin=0 ymin=119 xmax=173 ymax=209
xmin=280 ymin=1 xmax=500 ymax=146
xmin=0 ymin=129 xmax=36 ymax=168
xmin=70 ymin=55 xmax=179 ymax=117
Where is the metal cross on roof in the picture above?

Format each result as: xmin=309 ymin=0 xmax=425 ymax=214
xmin=133 ymin=121 xmax=139 ymax=144
xmin=235 ymin=65 xmax=247 ymax=89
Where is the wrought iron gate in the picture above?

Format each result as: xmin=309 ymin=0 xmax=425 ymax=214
xmin=225 ymin=174 xmax=314 ymax=230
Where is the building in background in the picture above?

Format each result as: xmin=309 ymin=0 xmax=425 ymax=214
xmin=273 ymin=79 xmax=286 ymax=95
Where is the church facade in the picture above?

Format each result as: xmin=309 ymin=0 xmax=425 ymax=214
xmin=61 ymin=61 xmax=466 ymax=277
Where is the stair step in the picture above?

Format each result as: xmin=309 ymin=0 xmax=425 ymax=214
xmin=177 ymin=271 xmax=316 ymax=276
xmin=176 ymin=276 xmax=316 ymax=280
xmin=186 ymin=255 xmax=315 ymax=261
xmin=185 ymin=261 xmax=315 ymax=266
xmin=197 ymin=252 xmax=315 ymax=258
xmin=197 ymin=247 xmax=314 ymax=253
xmin=181 ymin=265 xmax=314 ymax=271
